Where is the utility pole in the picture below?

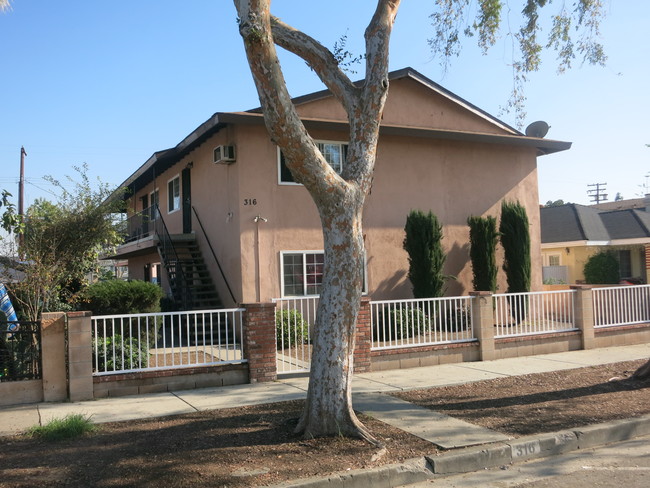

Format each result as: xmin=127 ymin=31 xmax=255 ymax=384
xmin=588 ymin=182 xmax=608 ymax=204
xmin=18 ymin=146 xmax=26 ymax=252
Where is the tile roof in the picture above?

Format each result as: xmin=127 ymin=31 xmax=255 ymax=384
xmin=541 ymin=203 xmax=650 ymax=244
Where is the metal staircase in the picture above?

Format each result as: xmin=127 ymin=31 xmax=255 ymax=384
xmin=153 ymin=210 xmax=222 ymax=311
xmin=163 ymin=238 xmax=223 ymax=310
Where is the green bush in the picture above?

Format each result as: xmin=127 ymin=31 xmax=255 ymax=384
xmin=438 ymin=306 xmax=469 ymax=332
xmin=93 ymin=334 xmax=148 ymax=372
xmin=275 ymin=309 xmax=310 ymax=348
xmin=499 ymin=200 xmax=531 ymax=293
xmin=403 ymin=210 xmax=448 ymax=298
xmin=374 ymin=306 xmax=430 ymax=341
xmin=81 ymin=280 xmax=163 ymax=315
xmin=584 ymin=251 xmax=620 ymax=284
xmin=467 ymin=215 xmax=498 ymax=292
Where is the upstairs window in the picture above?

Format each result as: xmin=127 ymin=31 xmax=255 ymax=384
xmin=168 ymin=176 xmax=180 ymax=213
xmin=278 ymin=141 xmax=348 ymax=184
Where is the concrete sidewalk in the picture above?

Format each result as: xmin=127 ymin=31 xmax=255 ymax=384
xmin=2 ymin=343 xmax=649 ymax=443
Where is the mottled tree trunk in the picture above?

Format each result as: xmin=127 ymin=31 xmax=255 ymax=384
xmin=632 ymin=358 xmax=650 ymax=380
xmin=294 ymin=188 xmax=373 ymax=439
xmin=233 ymin=0 xmax=399 ymax=440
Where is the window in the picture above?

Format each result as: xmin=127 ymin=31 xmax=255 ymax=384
xmin=618 ymin=250 xmax=632 ymax=278
xmin=278 ymin=141 xmax=348 ymax=184
xmin=167 ymin=176 xmax=180 ymax=213
xmin=280 ymin=251 xmax=367 ymax=297
xmin=150 ymin=189 xmax=160 ymax=220
xmin=548 ymin=255 xmax=561 ymax=267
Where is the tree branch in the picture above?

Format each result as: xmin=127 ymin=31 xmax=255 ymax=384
xmin=271 ymin=17 xmax=359 ymax=114
xmin=233 ymin=0 xmax=344 ymax=199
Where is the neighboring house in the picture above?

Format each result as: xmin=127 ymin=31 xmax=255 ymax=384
xmin=108 ymin=67 xmax=570 ymax=309
xmin=540 ymin=200 xmax=650 ymax=284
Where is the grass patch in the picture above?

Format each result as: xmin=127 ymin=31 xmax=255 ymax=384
xmin=28 ymin=414 xmax=96 ymax=441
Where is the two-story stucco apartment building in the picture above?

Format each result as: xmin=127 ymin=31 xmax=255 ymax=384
xmin=108 ymin=68 xmax=570 ymax=309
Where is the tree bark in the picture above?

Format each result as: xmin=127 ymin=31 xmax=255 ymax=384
xmin=233 ymin=0 xmax=400 ymax=440
xmin=632 ymin=358 xmax=650 ymax=380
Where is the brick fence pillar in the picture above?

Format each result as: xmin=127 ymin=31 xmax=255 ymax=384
xmin=67 ymin=311 xmax=94 ymax=401
xmin=571 ymin=285 xmax=595 ymax=350
xmin=470 ymin=291 xmax=496 ymax=361
xmin=40 ymin=312 xmax=68 ymax=402
xmin=353 ymin=297 xmax=372 ymax=373
xmin=242 ymin=302 xmax=277 ymax=383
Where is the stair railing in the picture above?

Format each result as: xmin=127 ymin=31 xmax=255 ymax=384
xmin=154 ymin=205 xmax=193 ymax=310
xmin=192 ymin=206 xmax=237 ymax=304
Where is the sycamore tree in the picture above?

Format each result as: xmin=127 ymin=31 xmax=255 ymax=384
xmin=233 ymin=0 xmax=607 ymax=442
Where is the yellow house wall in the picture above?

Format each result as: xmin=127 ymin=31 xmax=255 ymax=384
xmin=543 ymin=245 xmax=647 ymax=284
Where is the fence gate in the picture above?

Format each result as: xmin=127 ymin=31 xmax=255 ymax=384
xmin=273 ymin=298 xmax=317 ymax=374
xmin=1 ymin=321 xmax=42 ymax=382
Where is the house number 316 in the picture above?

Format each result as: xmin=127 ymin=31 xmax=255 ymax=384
xmin=243 ymin=198 xmax=257 ymax=206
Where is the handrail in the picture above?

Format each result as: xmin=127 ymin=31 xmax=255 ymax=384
xmin=192 ymin=206 xmax=237 ymax=304
xmin=154 ymin=205 xmax=193 ymax=309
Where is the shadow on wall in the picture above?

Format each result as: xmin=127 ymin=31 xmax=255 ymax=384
xmin=445 ymin=242 xmax=470 ymax=297
xmin=372 ymin=269 xmax=410 ymax=301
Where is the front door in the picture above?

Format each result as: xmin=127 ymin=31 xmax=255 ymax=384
xmin=182 ymin=168 xmax=192 ymax=234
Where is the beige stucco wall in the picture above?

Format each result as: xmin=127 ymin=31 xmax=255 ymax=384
xmin=123 ymin=76 xmax=547 ymax=305
xmin=228 ymin=122 xmax=543 ymax=302
xmin=296 ymin=77 xmax=513 ymax=135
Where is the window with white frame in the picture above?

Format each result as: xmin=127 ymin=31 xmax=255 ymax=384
xmin=167 ymin=176 xmax=180 ymax=213
xmin=278 ymin=141 xmax=348 ymax=184
xmin=548 ymin=254 xmax=561 ymax=267
xmin=280 ymin=251 xmax=367 ymax=297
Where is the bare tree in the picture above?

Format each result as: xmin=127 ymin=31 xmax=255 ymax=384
xmin=233 ymin=0 xmax=609 ymax=441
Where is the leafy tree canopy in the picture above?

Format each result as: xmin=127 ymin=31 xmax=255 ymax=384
xmin=430 ymin=0 xmax=607 ymax=125
xmin=1 ymin=164 xmax=125 ymax=321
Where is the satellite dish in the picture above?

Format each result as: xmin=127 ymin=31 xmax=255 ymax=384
xmin=525 ymin=120 xmax=550 ymax=138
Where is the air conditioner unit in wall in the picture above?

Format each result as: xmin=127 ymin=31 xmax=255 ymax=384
xmin=213 ymin=145 xmax=236 ymax=164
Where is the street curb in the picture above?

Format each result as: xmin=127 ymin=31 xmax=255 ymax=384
xmin=271 ymin=458 xmax=434 ymax=488
xmin=272 ymin=414 xmax=650 ymax=487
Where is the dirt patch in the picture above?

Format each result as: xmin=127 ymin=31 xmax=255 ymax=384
xmin=0 ymin=401 xmax=432 ymax=488
xmin=1 ymin=359 xmax=650 ymax=487
xmin=396 ymin=359 xmax=650 ymax=436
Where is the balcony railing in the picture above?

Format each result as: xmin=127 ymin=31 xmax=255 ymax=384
xmin=122 ymin=205 xmax=159 ymax=243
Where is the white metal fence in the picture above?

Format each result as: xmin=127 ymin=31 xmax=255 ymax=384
xmin=370 ymin=296 xmax=474 ymax=350
xmin=493 ymin=290 xmax=577 ymax=338
xmin=272 ymin=297 xmax=317 ymax=374
xmin=593 ymin=284 xmax=650 ymax=328
xmin=92 ymin=308 xmax=245 ymax=376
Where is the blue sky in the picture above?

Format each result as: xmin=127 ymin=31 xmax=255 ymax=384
xmin=0 ymin=1 xmax=647 ymax=210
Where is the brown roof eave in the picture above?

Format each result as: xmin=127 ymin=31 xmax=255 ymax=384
xmin=220 ymin=112 xmax=571 ymax=154
xmin=111 ymin=110 xmax=570 ymax=204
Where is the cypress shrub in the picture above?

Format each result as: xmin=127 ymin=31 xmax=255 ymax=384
xmin=467 ymin=215 xmax=499 ymax=292
xmin=499 ymin=200 xmax=531 ymax=293
xmin=584 ymin=250 xmax=620 ymax=284
xmin=403 ymin=210 xmax=447 ymax=298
